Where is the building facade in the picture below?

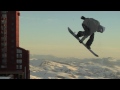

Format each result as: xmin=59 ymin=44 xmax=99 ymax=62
xmin=0 ymin=11 xmax=30 ymax=79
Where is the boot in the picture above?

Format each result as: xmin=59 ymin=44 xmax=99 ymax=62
xmin=85 ymin=44 xmax=91 ymax=49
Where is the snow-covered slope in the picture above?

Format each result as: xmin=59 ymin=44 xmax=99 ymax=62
xmin=30 ymin=55 xmax=120 ymax=79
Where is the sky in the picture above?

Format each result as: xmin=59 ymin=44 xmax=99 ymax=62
xmin=19 ymin=11 xmax=120 ymax=59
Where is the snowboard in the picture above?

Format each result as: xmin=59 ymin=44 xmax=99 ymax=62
xmin=68 ymin=27 xmax=99 ymax=57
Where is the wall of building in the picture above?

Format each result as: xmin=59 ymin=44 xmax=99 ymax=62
xmin=0 ymin=11 xmax=8 ymax=69
xmin=16 ymin=47 xmax=30 ymax=79
xmin=0 ymin=11 xmax=30 ymax=79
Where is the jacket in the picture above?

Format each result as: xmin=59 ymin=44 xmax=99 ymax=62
xmin=81 ymin=18 xmax=101 ymax=42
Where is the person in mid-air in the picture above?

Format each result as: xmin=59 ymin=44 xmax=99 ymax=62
xmin=76 ymin=16 xmax=105 ymax=49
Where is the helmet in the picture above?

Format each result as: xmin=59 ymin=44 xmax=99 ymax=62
xmin=81 ymin=16 xmax=86 ymax=20
xmin=98 ymin=25 xmax=105 ymax=33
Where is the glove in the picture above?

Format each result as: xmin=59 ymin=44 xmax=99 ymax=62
xmin=79 ymin=40 xmax=83 ymax=43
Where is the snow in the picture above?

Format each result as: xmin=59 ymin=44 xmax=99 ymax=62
xmin=0 ymin=77 xmax=11 ymax=79
xmin=30 ymin=55 xmax=120 ymax=79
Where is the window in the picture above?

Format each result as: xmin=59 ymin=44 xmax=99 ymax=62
xmin=11 ymin=40 xmax=14 ymax=42
xmin=3 ymin=26 xmax=7 ymax=30
xmin=19 ymin=65 xmax=22 ymax=69
xmin=17 ymin=49 xmax=22 ymax=53
xmin=1 ymin=11 xmax=8 ymax=14
xmin=3 ymin=24 xmax=6 ymax=27
xmin=1 ymin=48 xmax=4 ymax=52
xmin=11 ymin=45 xmax=14 ymax=48
xmin=1 ymin=43 xmax=4 ymax=47
xmin=1 ymin=37 xmax=4 ymax=41
xmin=11 ymin=57 xmax=14 ymax=59
xmin=1 ymin=14 xmax=7 ymax=18
xmin=11 ymin=59 xmax=14 ymax=63
xmin=1 ymin=30 xmax=4 ymax=34
xmin=20 ymin=54 xmax=22 ymax=58
xmin=11 ymin=23 xmax=14 ymax=26
xmin=1 ymin=25 xmax=7 ymax=30
xmin=4 ymin=38 xmax=7 ymax=41
xmin=16 ymin=65 xmax=18 ymax=69
xmin=16 ymin=54 xmax=19 ymax=58
xmin=1 ymin=48 xmax=7 ymax=52
xmin=12 ymin=17 xmax=14 ymax=20
xmin=2 ymin=36 xmax=5 ymax=39
xmin=1 ymin=55 xmax=4 ymax=58
xmin=4 ymin=31 xmax=7 ymax=34
xmin=16 ymin=65 xmax=22 ymax=69
xmin=2 ymin=53 xmax=7 ymax=58
xmin=4 ymin=39 xmax=7 ymax=42
xmin=1 ymin=17 xmax=7 ymax=20
xmin=2 ymin=20 xmax=6 ymax=23
xmin=16 ymin=54 xmax=22 ymax=58
xmin=1 ymin=20 xmax=6 ymax=24
xmin=5 ymin=43 xmax=7 ymax=46
xmin=16 ymin=59 xmax=22 ymax=64
xmin=2 ymin=59 xmax=7 ymax=64
xmin=11 ymin=34 xmax=14 ymax=37
xmin=1 ymin=65 xmax=7 ymax=68
xmin=1 ymin=42 xmax=7 ymax=47
xmin=4 ymin=53 xmax=7 ymax=57
xmin=11 ymin=51 xmax=14 ymax=54
xmin=1 ymin=34 xmax=4 ymax=37
xmin=4 ymin=48 xmax=7 ymax=52
xmin=1 ymin=26 xmax=4 ymax=30
xmin=11 ymin=28 xmax=14 ymax=31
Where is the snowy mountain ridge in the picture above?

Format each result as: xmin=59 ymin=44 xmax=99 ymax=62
xmin=30 ymin=55 xmax=120 ymax=79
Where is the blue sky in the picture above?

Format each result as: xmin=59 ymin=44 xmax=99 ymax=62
xmin=19 ymin=11 xmax=120 ymax=59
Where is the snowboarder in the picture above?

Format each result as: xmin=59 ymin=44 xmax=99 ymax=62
xmin=76 ymin=16 xmax=105 ymax=49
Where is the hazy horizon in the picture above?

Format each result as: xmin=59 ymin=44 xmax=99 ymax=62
xmin=19 ymin=11 xmax=120 ymax=59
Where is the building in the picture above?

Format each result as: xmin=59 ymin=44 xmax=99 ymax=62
xmin=0 ymin=11 xmax=30 ymax=79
